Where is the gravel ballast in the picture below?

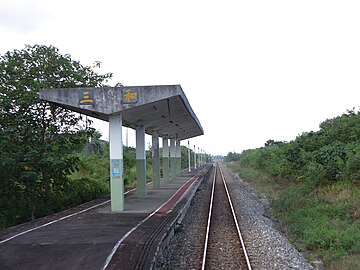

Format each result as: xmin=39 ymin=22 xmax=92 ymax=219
xmin=155 ymin=163 xmax=315 ymax=270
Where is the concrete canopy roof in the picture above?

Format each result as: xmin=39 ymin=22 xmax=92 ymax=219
xmin=39 ymin=85 xmax=203 ymax=140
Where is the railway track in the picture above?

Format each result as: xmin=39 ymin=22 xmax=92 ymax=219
xmin=201 ymin=163 xmax=252 ymax=270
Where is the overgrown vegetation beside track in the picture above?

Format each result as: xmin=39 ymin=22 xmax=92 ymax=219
xmin=0 ymin=45 xmax=113 ymax=229
xmin=226 ymin=109 xmax=360 ymax=270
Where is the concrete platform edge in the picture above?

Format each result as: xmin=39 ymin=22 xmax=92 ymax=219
xmin=150 ymin=165 xmax=213 ymax=269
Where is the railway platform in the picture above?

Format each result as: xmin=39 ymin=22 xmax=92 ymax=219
xmin=0 ymin=165 xmax=212 ymax=270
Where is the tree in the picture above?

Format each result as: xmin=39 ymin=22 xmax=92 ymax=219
xmin=0 ymin=45 xmax=112 ymax=225
xmin=265 ymin=139 xmax=285 ymax=147
xmin=224 ymin=151 xmax=241 ymax=162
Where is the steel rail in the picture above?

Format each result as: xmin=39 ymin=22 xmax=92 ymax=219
xmin=219 ymin=164 xmax=252 ymax=270
xmin=201 ymin=163 xmax=252 ymax=270
xmin=201 ymin=166 xmax=217 ymax=270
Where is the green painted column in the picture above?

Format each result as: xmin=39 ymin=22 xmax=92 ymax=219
xmin=188 ymin=140 xmax=191 ymax=172
xmin=170 ymin=138 xmax=176 ymax=181
xmin=162 ymin=138 xmax=170 ymax=183
xmin=109 ymin=114 xmax=124 ymax=212
xmin=198 ymin=147 xmax=201 ymax=167
xmin=136 ymin=125 xmax=147 ymax=197
xmin=194 ymin=145 xmax=197 ymax=169
xmin=176 ymin=139 xmax=181 ymax=176
xmin=152 ymin=131 xmax=160 ymax=188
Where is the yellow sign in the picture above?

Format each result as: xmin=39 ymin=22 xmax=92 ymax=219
xmin=78 ymin=90 xmax=94 ymax=105
xmin=122 ymin=88 xmax=139 ymax=104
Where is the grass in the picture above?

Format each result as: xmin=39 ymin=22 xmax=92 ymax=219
xmin=227 ymin=162 xmax=280 ymax=200
xmin=227 ymin=162 xmax=360 ymax=270
xmin=71 ymin=150 xmax=155 ymax=191
xmin=70 ymin=152 xmax=110 ymax=183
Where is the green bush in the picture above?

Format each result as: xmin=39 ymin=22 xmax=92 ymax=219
xmin=226 ymin=108 xmax=360 ymax=268
xmin=271 ymin=181 xmax=360 ymax=265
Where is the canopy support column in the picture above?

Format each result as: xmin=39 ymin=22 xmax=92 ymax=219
xmin=198 ymin=147 xmax=200 ymax=167
xmin=188 ymin=140 xmax=191 ymax=172
xmin=194 ymin=145 xmax=197 ymax=169
xmin=176 ymin=139 xmax=181 ymax=176
xmin=109 ymin=114 xmax=124 ymax=212
xmin=170 ymin=138 xmax=176 ymax=181
xmin=136 ymin=125 xmax=147 ymax=197
xmin=152 ymin=131 xmax=160 ymax=188
xmin=162 ymin=138 xmax=170 ymax=183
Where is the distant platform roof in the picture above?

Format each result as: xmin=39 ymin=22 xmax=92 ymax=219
xmin=39 ymin=85 xmax=203 ymax=140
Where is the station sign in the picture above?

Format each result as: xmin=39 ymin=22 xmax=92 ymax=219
xmin=111 ymin=159 xmax=123 ymax=178
xmin=78 ymin=89 xmax=94 ymax=105
xmin=121 ymin=88 xmax=139 ymax=104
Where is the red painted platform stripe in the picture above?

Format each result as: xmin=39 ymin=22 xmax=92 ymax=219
xmin=157 ymin=177 xmax=196 ymax=214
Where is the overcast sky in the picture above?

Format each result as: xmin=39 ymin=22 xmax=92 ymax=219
xmin=1 ymin=0 xmax=359 ymax=155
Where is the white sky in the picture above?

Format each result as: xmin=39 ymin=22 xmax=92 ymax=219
xmin=1 ymin=0 xmax=359 ymax=155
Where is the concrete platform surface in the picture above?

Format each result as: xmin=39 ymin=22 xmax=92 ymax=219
xmin=0 ymin=167 xmax=209 ymax=270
